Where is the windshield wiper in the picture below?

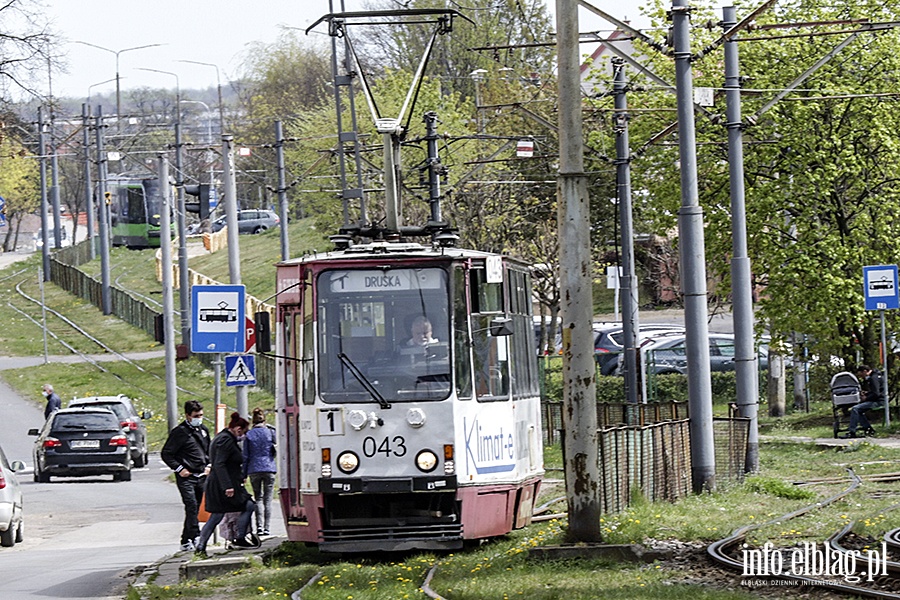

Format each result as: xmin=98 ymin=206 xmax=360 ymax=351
xmin=337 ymin=352 xmax=391 ymax=409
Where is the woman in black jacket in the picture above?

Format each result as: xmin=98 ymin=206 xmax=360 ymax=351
xmin=195 ymin=413 xmax=259 ymax=556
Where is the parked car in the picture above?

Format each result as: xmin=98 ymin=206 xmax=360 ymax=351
xmin=594 ymin=323 xmax=685 ymax=375
xmin=210 ymin=209 xmax=280 ymax=234
xmin=0 ymin=442 xmax=24 ymax=547
xmin=32 ymin=222 xmax=70 ymax=251
xmin=69 ymin=395 xmax=151 ymax=468
xmin=29 ymin=408 xmax=132 ymax=482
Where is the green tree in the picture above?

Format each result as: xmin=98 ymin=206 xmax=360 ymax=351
xmin=0 ymin=134 xmax=39 ymax=251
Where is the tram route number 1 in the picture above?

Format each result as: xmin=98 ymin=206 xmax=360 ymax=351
xmin=318 ymin=408 xmax=344 ymax=436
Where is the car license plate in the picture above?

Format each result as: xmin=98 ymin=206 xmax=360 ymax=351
xmin=70 ymin=440 xmax=100 ymax=449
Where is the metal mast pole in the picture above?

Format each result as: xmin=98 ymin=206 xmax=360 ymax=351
xmin=557 ymin=0 xmax=601 ymax=541
xmin=37 ymin=106 xmax=50 ymax=280
xmin=613 ymin=58 xmax=641 ymax=407
xmin=175 ymin=123 xmax=191 ymax=350
xmin=159 ymin=155 xmax=179 ymax=430
xmin=223 ymin=134 xmax=247 ymax=418
xmin=49 ymin=126 xmax=62 ymax=249
xmin=723 ymin=5 xmax=759 ymax=471
xmin=672 ymin=0 xmax=715 ymax=492
xmin=95 ymin=107 xmax=112 ymax=315
xmin=82 ymin=104 xmax=95 ymax=259
xmin=275 ymin=120 xmax=289 ymax=261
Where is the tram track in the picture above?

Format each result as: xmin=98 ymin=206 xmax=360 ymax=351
xmin=708 ymin=470 xmax=900 ymax=598
xmin=10 ymin=274 xmax=202 ymax=397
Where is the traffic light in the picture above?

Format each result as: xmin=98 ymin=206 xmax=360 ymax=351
xmin=184 ymin=184 xmax=211 ymax=220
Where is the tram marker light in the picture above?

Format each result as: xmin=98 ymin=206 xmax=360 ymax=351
xmin=321 ymin=448 xmax=332 ymax=477
xmin=443 ymin=445 xmax=454 ymax=460
xmin=416 ymin=450 xmax=438 ymax=472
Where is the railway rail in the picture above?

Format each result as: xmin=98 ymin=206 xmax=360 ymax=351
xmin=709 ymin=470 xmax=900 ymax=598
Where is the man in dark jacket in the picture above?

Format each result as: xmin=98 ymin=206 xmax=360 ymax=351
xmin=161 ymin=400 xmax=211 ymax=551
xmin=42 ymin=384 xmax=61 ymax=419
xmin=195 ymin=412 xmax=259 ymax=556
xmin=849 ymin=365 xmax=885 ymax=437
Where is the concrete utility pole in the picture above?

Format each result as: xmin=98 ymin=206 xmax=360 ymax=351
xmin=612 ymin=58 xmax=641 ymax=407
xmin=37 ymin=107 xmax=50 ymax=280
xmin=159 ymin=155 xmax=179 ymax=430
xmin=222 ymin=134 xmax=248 ymax=418
xmin=722 ymin=5 xmax=759 ymax=472
xmin=275 ymin=120 xmax=289 ymax=262
xmin=95 ymin=107 xmax=112 ymax=315
xmin=82 ymin=104 xmax=95 ymax=259
xmin=556 ymin=0 xmax=601 ymax=541
xmin=672 ymin=0 xmax=715 ymax=493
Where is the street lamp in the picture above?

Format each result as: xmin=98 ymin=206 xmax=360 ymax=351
xmin=135 ymin=67 xmax=180 ymax=122
xmin=181 ymin=99 xmax=215 ymax=186
xmin=176 ymin=60 xmax=225 ymax=134
xmin=87 ymin=77 xmax=119 ymax=105
xmin=73 ymin=41 xmax=165 ymax=123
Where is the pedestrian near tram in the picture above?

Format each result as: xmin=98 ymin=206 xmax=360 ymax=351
xmin=161 ymin=400 xmax=211 ymax=552
xmin=243 ymin=407 xmax=277 ymax=536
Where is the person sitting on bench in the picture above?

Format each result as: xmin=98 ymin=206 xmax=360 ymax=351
xmin=848 ymin=364 xmax=884 ymax=438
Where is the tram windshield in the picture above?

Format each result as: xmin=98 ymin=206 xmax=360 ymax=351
xmin=317 ymin=267 xmax=451 ymax=403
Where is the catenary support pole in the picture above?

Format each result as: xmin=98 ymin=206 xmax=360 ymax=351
xmin=557 ymin=0 xmax=601 ymax=541
xmin=275 ymin=120 xmax=289 ymax=262
xmin=37 ymin=106 xmax=50 ymax=280
xmin=50 ymin=129 xmax=62 ymax=249
xmin=672 ymin=0 xmax=716 ymax=492
xmin=95 ymin=107 xmax=112 ymax=315
xmin=159 ymin=155 xmax=179 ymax=431
xmin=175 ymin=123 xmax=191 ymax=351
xmin=723 ymin=5 xmax=759 ymax=472
xmin=613 ymin=58 xmax=641 ymax=407
xmin=222 ymin=134 xmax=248 ymax=418
xmin=82 ymin=104 xmax=95 ymax=259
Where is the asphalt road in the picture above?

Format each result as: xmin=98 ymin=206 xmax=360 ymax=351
xmin=0 ymin=376 xmax=184 ymax=600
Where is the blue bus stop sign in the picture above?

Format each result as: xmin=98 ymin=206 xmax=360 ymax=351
xmin=191 ymin=284 xmax=245 ymax=352
xmin=863 ymin=265 xmax=899 ymax=311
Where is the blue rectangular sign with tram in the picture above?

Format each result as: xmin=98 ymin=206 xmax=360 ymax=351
xmin=863 ymin=265 xmax=899 ymax=311
xmin=191 ymin=284 xmax=245 ymax=353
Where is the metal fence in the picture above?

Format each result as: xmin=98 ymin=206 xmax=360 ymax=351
xmin=542 ymin=401 xmax=686 ymax=445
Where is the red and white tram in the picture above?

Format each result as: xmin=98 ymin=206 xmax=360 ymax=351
xmin=273 ymin=244 xmax=543 ymax=552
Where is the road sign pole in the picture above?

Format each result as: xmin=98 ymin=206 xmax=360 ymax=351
xmin=882 ymin=310 xmax=891 ymax=428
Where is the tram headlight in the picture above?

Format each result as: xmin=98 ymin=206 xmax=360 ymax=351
xmin=337 ymin=451 xmax=360 ymax=474
xmin=415 ymin=449 xmax=439 ymax=473
xmin=347 ymin=410 xmax=368 ymax=431
xmin=406 ymin=408 xmax=426 ymax=428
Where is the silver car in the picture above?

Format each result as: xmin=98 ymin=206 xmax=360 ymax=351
xmin=0 ymin=443 xmax=25 ymax=547
xmin=211 ymin=209 xmax=281 ymax=235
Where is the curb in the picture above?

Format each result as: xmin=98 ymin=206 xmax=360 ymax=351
xmin=129 ymin=535 xmax=284 ymax=593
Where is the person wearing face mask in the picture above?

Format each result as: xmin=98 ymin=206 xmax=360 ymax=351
xmin=161 ymin=400 xmax=211 ymax=552
xmin=42 ymin=384 xmax=61 ymax=419
xmin=195 ymin=412 xmax=259 ymax=556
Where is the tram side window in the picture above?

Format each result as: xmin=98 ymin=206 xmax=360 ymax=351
xmin=302 ymin=281 xmax=315 ymax=404
xmin=282 ymin=309 xmax=295 ymax=406
xmin=454 ymin=266 xmax=472 ymax=400
xmin=508 ymin=269 xmax=539 ymax=398
xmin=470 ymin=269 xmax=509 ymax=401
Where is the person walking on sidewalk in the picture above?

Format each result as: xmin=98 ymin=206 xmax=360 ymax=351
xmin=243 ymin=407 xmax=277 ymax=536
xmin=195 ymin=412 xmax=259 ymax=556
xmin=161 ymin=400 xmax=211 ymax=552
xmin=849 ymin=364 xmax=885 ymax=437
xmin=42 ymin=384 xmax=61 ymax=419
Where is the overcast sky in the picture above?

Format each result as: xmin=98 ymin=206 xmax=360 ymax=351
xmin=38 ymin=0 xmax=668 ymax=102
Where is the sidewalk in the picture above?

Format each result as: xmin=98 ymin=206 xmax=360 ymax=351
xmin=130 ymin=534 xmax=285 ymax=592
xmin=0 ymin=350 xmax=166 ymax=371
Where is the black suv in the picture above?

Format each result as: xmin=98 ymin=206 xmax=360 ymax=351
xmin=29 ymin=408 xmax=132 ymax=482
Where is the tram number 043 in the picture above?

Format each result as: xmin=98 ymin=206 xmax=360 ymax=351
xmin=363 ymin=435 xmax=407 ymax=458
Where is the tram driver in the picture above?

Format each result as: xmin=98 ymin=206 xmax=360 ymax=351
xmin=405 ymin=316 xmax=438 ymax=348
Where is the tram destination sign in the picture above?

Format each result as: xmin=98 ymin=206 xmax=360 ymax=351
xmin=325 ymin=269 xmax=443 ymax=293
xmin=191 ymin=284 xmax=246 ymax=353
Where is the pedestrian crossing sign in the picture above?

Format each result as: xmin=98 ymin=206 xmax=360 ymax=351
xmin=225 ymin=354 xmax=256 ymax=387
